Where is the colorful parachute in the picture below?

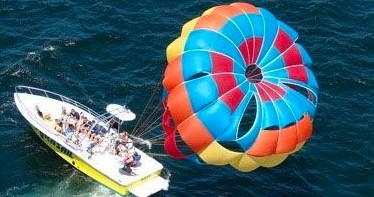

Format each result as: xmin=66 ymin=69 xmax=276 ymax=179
xmin=162 ymin=3 xmax=318 ymax=172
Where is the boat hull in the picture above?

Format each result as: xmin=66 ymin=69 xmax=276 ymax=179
xmin=32 ymin=125 xmax=162 ymax=196
xmin=31 ymin=126 xmax=132 ymax=195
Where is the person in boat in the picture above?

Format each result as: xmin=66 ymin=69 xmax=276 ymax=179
xmin=87 ymin=120 xmax=108 ymax=143
xmin=54 ymin=118 xmax=63 ymax=133
xmin=69 ymin=109 xmax=80 ymax=120
xmin=76 ymin=116 xmax=88 ymax=134
xmin=115 ymin=132 xmax=133 ymax=153
xmin=43 ymin=113 xmax=54 ymax=127
xmin=64 ymin=119 xmax=81 ymax=144
xmin=88 ymin=120 xmax=96 ymax=141
xmin=82 ymin=119 xmax=92 ymax=133
xmin=61 ymin=106 xmax=69 ymax=123
xmin=86 ymin=120 xmax=110 ymax=154
xmin=116 ymin=132 xmax=141 ymax=174
xmin=35 ymin=105 xmax=43 ymax=118
xmin=71 ymin=116 xmax=89 ymax=145
xmin=94 ymin=128 xmax=108 ymax=143
xmin=65 ymin=119 xmax=76 ymax=134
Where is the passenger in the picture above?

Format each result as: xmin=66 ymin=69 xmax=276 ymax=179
xmin=81 ymin=119 xmax=91 ymax=133
xmin=71 ymin=116 xmax=88 ymax=145
xmin=126 ymin=152 xmax=141 ymax=167
xmin=43 ymin=113 xmax=54 ymax=127
xmin=119 ymin=151 xmax=141 ymax=175
xmin=82 ymin=120 xmax=93 ymax=136
xmin=93 ymin=127 xmax=108 ymax=143
xmin=117 ymin=132 xmax=140 ymax=175
xmin=79 ymin=112 xmax=85 ymax=120
xmin=88 ymin=120 xmax=108 ymax=142
xmin=86 ymin=122 xmax=109 ymax=154
xmin=69 ymin=109 xmax=80 ymax=120
xmin=88 ymin=120 xmax=100 ymax=141
xmin=115 ymin=132 xmax=134 ymax=154
xmin=71 ymin=131 xmax=81 ymax=145
xmin=35 ymin=105 xmax=43 ymax=118
xmin=54 ymin=119 xmax=63 ymax=133
xmin=61 ymin=106 xmax=68 ymax=123
xmin=76 ymin=116 xmax=88 ymax=134
xmin=65 ymin=119 xmax=76 ymax=134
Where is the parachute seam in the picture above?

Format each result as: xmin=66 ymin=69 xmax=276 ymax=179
xmin=262 ymin=64 xmax=305 ymax=75
xmin=253 ymin=82 xmax=282 ymax=153
xmin=210 ymin=12 xmax=251 ymax=67
xmin=260 ymin=41 xmax=299 ymax=71
xmin=255 ymin=8 xmax=266 ymax=64
xmin=237 ymin=8 xmax=256 ymax=63
xmin=192 ymin=28 xmax=247 ymax=69
xmin=258 ymin=18 xmax=280 ymax=66
xmin=182 ymin=49 xmax=245 ymax=73
xmin=170 ymin=74 xmax=249 ymax=128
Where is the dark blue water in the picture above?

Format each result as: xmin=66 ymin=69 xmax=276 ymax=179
xmin=1 ymin=0 xmax=373 ymax=196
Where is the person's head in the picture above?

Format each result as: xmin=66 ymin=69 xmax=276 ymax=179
xmin=62 ymin=106 xmax=66 ymax=114
xmin=44 ymin=113 xmax=51 ymax=121
xmin=119 ymin=132 xmax=128 ymax=141
xmin=69 ymin=119 xmax=77 ymax=126
xmin=55 ymin=119 xmax=62 ymax=126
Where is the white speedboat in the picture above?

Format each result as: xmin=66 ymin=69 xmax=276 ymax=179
xmin=14 ymin=85 xmax=169 ymax=197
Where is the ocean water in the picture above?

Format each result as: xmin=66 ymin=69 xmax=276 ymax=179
xmin=0 ymin=0 xmax=373 ymax=196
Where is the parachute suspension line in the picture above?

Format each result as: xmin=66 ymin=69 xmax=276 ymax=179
xmin=128 ymin=74 xmax=166 ymax=153
xmin=136 ymin=115 xmax=162 ymax=138
xmin=133 ymin=102 xmax=162 ymax=137
xmin=131 ymin=81 xmax=162 ymax=136
xmin=132 ymin=106 xmax=162 ymax=139
xmin=147 ymin=130 xmax=188 ymax=146
xmin=147 ymin=132 xmax=166 ymax=142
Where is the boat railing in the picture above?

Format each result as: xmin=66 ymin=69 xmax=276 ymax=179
xmin=15 ymin=85 xmax=108 ymax=123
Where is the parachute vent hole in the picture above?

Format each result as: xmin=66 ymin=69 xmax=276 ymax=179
xmin=237 ymin=97 xmax=257 ymax=139
xmin=186 ymin=72 xmax=209 ymax=81
xmin=284 ymin=83 xmax=317 ymax=105
xmin=245 ymin=64 xmax=263 ymax=83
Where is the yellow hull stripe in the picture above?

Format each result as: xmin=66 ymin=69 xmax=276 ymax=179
xmin=32 ymin=127 xmax=161 ymax=195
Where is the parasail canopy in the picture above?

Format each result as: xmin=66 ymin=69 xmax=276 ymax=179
xmin=162 ymin=2 xmax=318 ymax=172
